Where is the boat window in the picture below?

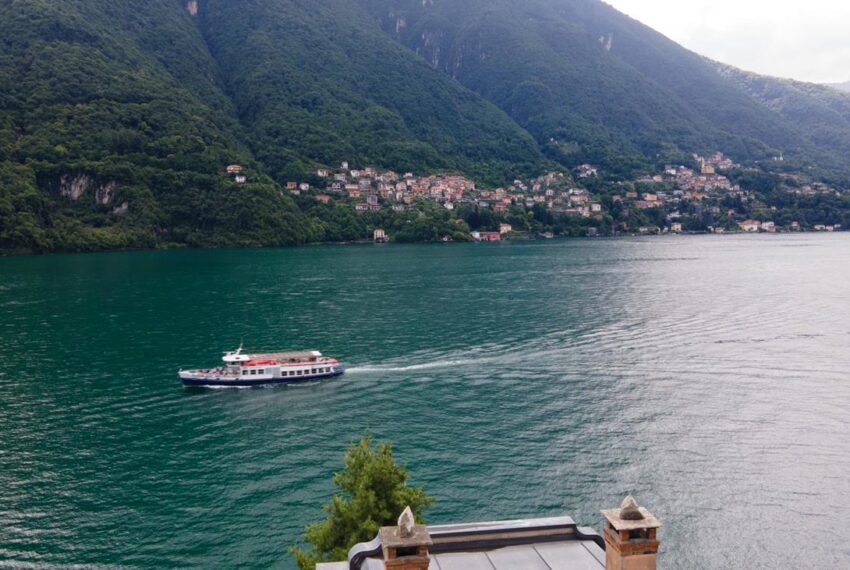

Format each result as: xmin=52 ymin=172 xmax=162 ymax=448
xmin=258 ymin=369 xmax=264 ymax=375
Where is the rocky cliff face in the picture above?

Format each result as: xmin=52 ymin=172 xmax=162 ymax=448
xmin=59 ymin=175 xmax=93 ymax=201
xmin=58 ymin=175 xmax=118 ymax=205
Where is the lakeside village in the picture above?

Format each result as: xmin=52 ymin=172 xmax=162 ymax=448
xmin=225 ymin=153 xmax=849 ymax=243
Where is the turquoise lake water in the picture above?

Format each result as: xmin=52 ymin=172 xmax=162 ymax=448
xmin=2 ymin=235 xmax=849 ymax=568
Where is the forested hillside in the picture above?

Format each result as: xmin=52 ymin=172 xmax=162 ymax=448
xmin=197 ymin=0 xmax=544 ymax=186
xmin=0 ymin=0 xmax=545 ymax=253
xmin=2 ymin=0 xmax=850 ymax=253
xmin=358 ymin=0 xmax=850 ymax=183
xmin=0 ymin=0 xmax=312 ymax=252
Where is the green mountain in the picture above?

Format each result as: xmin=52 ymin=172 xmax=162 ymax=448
xmin=197 ymin=0 xmax=544 ymax=185
xmin=0 ymin=0 xmax=311 ymax=252
xmin=357 ymin=0 xmax=850 ymax=182
xmin=0 ymin=0 xmax=543 ymax=252
xmin=2 ymin=0 xmax=850 ymax=253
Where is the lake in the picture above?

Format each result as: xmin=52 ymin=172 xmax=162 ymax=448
xmin=1 ymin=235 xmax=849 ymax=569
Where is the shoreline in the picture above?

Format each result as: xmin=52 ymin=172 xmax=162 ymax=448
xmin=1 ymin=230 xmax=845 ymax=258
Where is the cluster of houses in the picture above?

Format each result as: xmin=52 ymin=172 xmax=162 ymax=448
xmin=738 ymin=220 xmax=842 ymax=233
xmin=289 ymin=162 xmax=603 ymax=216
xmin=306 ymin=163 xmax=477 ymax=212
xmin=626 ymin=153 xmax=743 ymax=209
xmin=470 ymin=224 xmax=514 ymax=242
xmin=227 ymin=154 xmax=746 ymax=224
xmin=667 ymin=164 xmax=738 ymax=195
xmin=778 ymin=173 xmax=842 ymax=197
xmin=791 ymin=183 xmax=838 ymax=197
xmin=288 ymin=155 xmax=752 ymax=224
xmin=224 ymin=150 xmax=846 ymax=236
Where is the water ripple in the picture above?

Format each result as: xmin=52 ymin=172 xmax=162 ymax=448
xmin=1 ymin=237 xmax=850 ymax=568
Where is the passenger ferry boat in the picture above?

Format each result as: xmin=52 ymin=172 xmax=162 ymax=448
xmin=179 ymin=347 xmax=345 ymax=387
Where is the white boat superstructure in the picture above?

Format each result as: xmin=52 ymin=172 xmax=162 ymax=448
xmin=179 ymin=347 xmax=345 ymax=387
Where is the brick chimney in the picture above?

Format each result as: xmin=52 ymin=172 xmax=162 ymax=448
xmin=601 ymin=496 xmax=661 ymax=570
xmin=378 ymin=506 xmax=432 ymax=570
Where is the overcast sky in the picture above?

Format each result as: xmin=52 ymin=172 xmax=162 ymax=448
xmin=604 ymin=0 xmax=850 ymax=84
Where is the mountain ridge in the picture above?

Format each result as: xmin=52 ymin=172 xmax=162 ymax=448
xmin=2 ymin=0 xmax=850 ymax=253
xmin=357 ymin=0 xmax=850 ymax=183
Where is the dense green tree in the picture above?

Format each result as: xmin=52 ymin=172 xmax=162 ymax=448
xmin=290 ymin=436 xmax=433 ymax=570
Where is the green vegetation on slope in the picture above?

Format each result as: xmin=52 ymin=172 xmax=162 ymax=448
xmin=0 ymin=0 xmax=311 ymax=252
xmin=358 ymin=0 xmax=850 ymax=184
xmin=3 ymin=0 xmax=850 ymax=254
xmin=0 ymin=0 xmax=547 ymax=253
xmin=196 ymin=0 xmax=545 ymax=186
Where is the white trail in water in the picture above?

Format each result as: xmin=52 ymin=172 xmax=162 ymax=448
xmin=346 ymin=359 xmax=476 ymax=373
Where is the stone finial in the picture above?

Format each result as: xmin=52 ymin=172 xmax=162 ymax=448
xmin=602 ymin=496 xmax=661 ymax=570
xmin=397 ymin=506 xmax=415 ymax=538
xmin=619 ymin=495 xmax=645 ymax=521
xmin=380 ymin=506 xmax=432 ymax=570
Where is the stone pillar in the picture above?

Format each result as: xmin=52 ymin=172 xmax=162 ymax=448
xmin=379 ymin=506 xmax=432 ymax=570
xmin=601 ymin=496 xmax=661 ymax=570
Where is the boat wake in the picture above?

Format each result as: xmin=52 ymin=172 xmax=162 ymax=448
xmin=346 ymin=332 xmax=590 ymax=376
xmin=346 ymin=359 xmax=475 ymax=374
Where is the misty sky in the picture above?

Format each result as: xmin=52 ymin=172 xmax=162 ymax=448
xmin=605 ymin=0 xmax=850 ymax=83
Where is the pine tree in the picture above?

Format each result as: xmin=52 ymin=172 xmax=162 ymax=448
xmin=290 ymin=435 xmax=433 ymax=570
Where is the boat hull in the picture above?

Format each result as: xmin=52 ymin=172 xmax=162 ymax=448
xmin=180 ymin=367 xmax=345 ymax=388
